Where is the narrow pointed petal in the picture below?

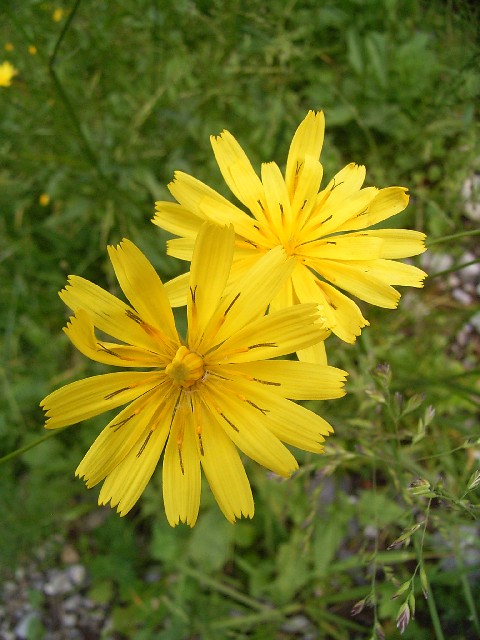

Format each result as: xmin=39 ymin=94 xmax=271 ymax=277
xmin=163 ymin=401 xmax=201 ymax=526
xmin=210 ymin=130 xmax=266 ymax=221
xmin=357 ymin=229 xmax=427 ymax=258
xmin=336 ymin=187 xmax=409 ymax=232
xmin=76 ymin=387 xmax=172 ymax=486
xmin=291 ymin=155 xmax=324 ymax=229
xmin=202 ymin=246 xmax=295 ymax=347
xmin=222 ymin=377 xmax=336 ymax=453
xmin=187 ymin=223 xmax=235 ymax=345
xmin=64 ymin=310 xmax=164 ymax=367
xmin=211 ymin=303 xmax=326 ymax=363
xmin=41 ymin=372 xmax=163 ymax=429
xmin=60 ymin=276 xmax=160 ymax=352
xmin=153 ymin=201 xmax=204 ymax=237
xmin=107 ymin=239 xmax=178 ymax=343
xmin=204 ymin=385 xmax=298 ymax=478
xmin=98 ymin=423 xmax=169 ymax=516
xmin=167 ymin=237 xmax=195 ymax=260
xmin=296 ymin=339 xmax=328 ymax=365
xmin=268 ymin=272 xmax=294 ymax=313
xmin=261 ymin=161 xmax=292 ymax=233
xmin=195 ymin=399 xmax=254 ymax=522
xmin=363 ymin=259 xmax=427 ymax=287
xmin=220 ymin=360 xmax=347 ymax=400
xmin=314 ymin=163 xmax=367 ymax=214
xmin=164 ymin=272 xmax=190 ymax=307
xmin=285 ymin=110 xmax=325 ymax=196
xmin=302 ymin=234 xmax=384 ymax=261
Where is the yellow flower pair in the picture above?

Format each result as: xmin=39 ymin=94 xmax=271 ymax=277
xmin=41 ymin=111 xmax=426 ymax=526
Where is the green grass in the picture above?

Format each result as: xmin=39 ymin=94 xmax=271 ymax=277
xmin=1 ymin=0 xmax=479 ymax=638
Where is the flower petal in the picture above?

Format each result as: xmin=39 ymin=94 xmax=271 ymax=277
xmin=261 ymin=161 xmax=292 ymax=235
xmin=64 ymin=309 xmax=165 ymax=367
xmin=204 ymin=384 xmax=298 ymax=477
xmin=76 ymin=387 xmax=173 ymax=486
xmin=202 ymin=246 xmax=295 ymax=347
xmin=220 ymin=360 xmax=347 ymax=400
xmin=210 ymin=130 xmax=266 ymax=221
xmin=163 ymin=400 xmax=201 ymax=526
xmin=98 ymin=423 xmax=169 ymax=516
xmin=336 ymin=187 xmax=409 ymax=232
xmin=60 ymin=276 xmax=160 ymax=351
xmin=153 ymin=201 xmax=204 ymax=237
xmin=211 ymin=303 xmax=326 ymax=363
xmin=302 ymin=234 xmax=384 ymax=260
xmin=285 ymin=110 xmax=325 ymax=197
xmin=41 ymin=372 xmax=164 ymax=429
xmin=296 ymin=339 xmax=328 ymax=365
xmin=187 ymin=223 xmax=235 ymax=346
xmin=195 ymin=398 xmax=254 ymax=522
xmin=358 ymin=229 xmax=427 ymax=258
xmin=107 ymin=239 xmax=178 ymax=343
xmin=164 ymin=272 xmax=190 ymax=307
xmin=362 ymin=259 xmax=427 ymax=287
xmin=316 ymin=281 xmax=369 ymax=343
xmin=167 ymin=237 xmax=195 ymax=260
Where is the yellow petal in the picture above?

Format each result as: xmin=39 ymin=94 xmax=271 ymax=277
xmin=210 ymin=130 xmax=266 ymax=221
xmin=107 ymin=239 xmax=178 ymax=343
xmin=202 ymin=246 xmax=294 ymax=348
xmin=76 ymin=387 xmax=173 ymax=486
xmin=268 ymin=271 xmax=294 ymax=313
xmin=220 ymin=360 xmax=347 ymax=400
xmin=164 ymin=271 xmax=190 ymax=307
xmin=291 ymin=154 xmax=324 ymax=229
xmin=187 ymin=223 xmax=235 ymax=345
xmin=358 ymin=229 xmax=427 ymax=258
xmin=60 ymin=276 xmax=160 ymax=352
xmin=261 ymin=161 xmax=292 ymax=234
xmin=316 ymin=281 xmax=369 ymax=343
xmin=222 ymin=377 xmax=336 ymax=453
xmin=98 ymin=423 xmax=169 ymax=516
xmin=336 ymin=186 xmax=409 ymax=232
xmin=64 ymin=310 xmax=165 ymax=367
xmin=204 ymin=385 xmax=298 ymax=478
xmin=285 ymin=110 xmax=325 ymax=197
xmin=362 ymin=259 xmax=427 ymax=287
xmin=211 ymin=303 xmax=326 ymax=363
xmin=310 ymin=258 xmax=401 ymax=308
xmin=303 ymin=186 xmax=377 ymax=241
xmin=302 ymin=234 xmax=384 ymax=260
xmin=195 ymin=398 xmax=254 ymax=522
xmin=315 ymin=163 xmax=367 ymax=213
xmin=153 ymin=201 xmax=204 ymax=237
xmin=41 ymin=372 xmax=163 ymax=429
xmin=163 ymin=401 xmax=201 ymax=526
xmin=167 ymin=237 xmax=195 ymax=260
xmin=296 ymin=339 xmax=328 ymax=365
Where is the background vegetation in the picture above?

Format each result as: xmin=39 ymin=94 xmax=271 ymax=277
xmin=1 ymin=0 xmax=479 ymax=638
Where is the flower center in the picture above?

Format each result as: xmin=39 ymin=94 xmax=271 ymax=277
xmin=165 ymin=346 xmax=205 ymax=388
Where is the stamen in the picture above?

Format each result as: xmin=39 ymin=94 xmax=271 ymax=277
xmin=246 ymin=399 xmax=269 ymax=414
xmin=178 ymin=443 xmax=185 ymax=475
xmin=97 ymin=343 xmax=119 ymax=358
xmin=110 ymin=413 xmax=136 ymax=431
xmin=224 ymin=292 xmax=241 ymax=317
xmin=190 ymin=285 xmax=197 ymax=303
xmin=252 ymin=377 xmax=281 ymax=387
xmin=220 ymin=413 xmax=239 ymax=432
xmin=321 ymin=214 xmax=333 ymax=224
xmin=279 ymin=203 xmax=284 ymax=216
xmin=248 ymin=342 xmax=277 ymax=350
xmin=104 ymin=387 xmax=130 ymax=400
xmin=326 ymin=241 xmax=336 ymax=245
xmin=137 ymin=431 xmax=152 ymax=457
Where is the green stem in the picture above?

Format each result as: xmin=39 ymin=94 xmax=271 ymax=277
xmin=181 ymin=565 xmax=268 ymax=613
xmin=426 ymin=229 xmax=480 ymax=247
xmin=428 ymin=258 xmax=480 ymax=280
xmin=0 ymin=427 xmax=69 ymax=465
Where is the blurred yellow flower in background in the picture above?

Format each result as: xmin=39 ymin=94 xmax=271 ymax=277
xmin=0 ymin=61 xmax=18 ymax=87
xmin=39 ymin=194 xmax=51 ymax=207
xmin=53 ymin=8 xmax=65 ymax=22
xmin=41 ymin=224 xmax=346 ymax=526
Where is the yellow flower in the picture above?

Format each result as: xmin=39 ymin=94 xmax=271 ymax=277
xmin=154 ymin=111 xmax=427 ymax=348
xmin=4 ymin=43 xmax=14 ymax=52
xmin=41 ymin=223 xmax=346 ymax=526
xmin=53 ymin=8 xmax=65 ymax=22
xmin=0 ymin=61 xmax=18 ymax=87
xmin=28 ymin=45 xmax=37 ymax=55
xmin=39 ymin=193 xmax=50 ymax=207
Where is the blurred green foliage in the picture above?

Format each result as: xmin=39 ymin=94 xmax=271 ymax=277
xmin=1 ymin=0 xmax=479 ymax=638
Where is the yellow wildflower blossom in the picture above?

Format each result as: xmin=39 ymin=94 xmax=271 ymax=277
xmin=0 ymin=61 xmax=18 ymax=87
xmin=41 ymin=223 xmax=346 ymax=526
xmin=39 ymin=194 xmax=50 ymax=207
xmin=28 ymin=45 xmax=37 ymax=55
xmin=154 ymin=111 xmax=427 ymax=349
xmin=53 ymin=8 xmax=65 ymax=22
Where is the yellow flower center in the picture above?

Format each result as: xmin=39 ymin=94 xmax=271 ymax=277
xmin=165 ymin=346 xmax=205 ymax=388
